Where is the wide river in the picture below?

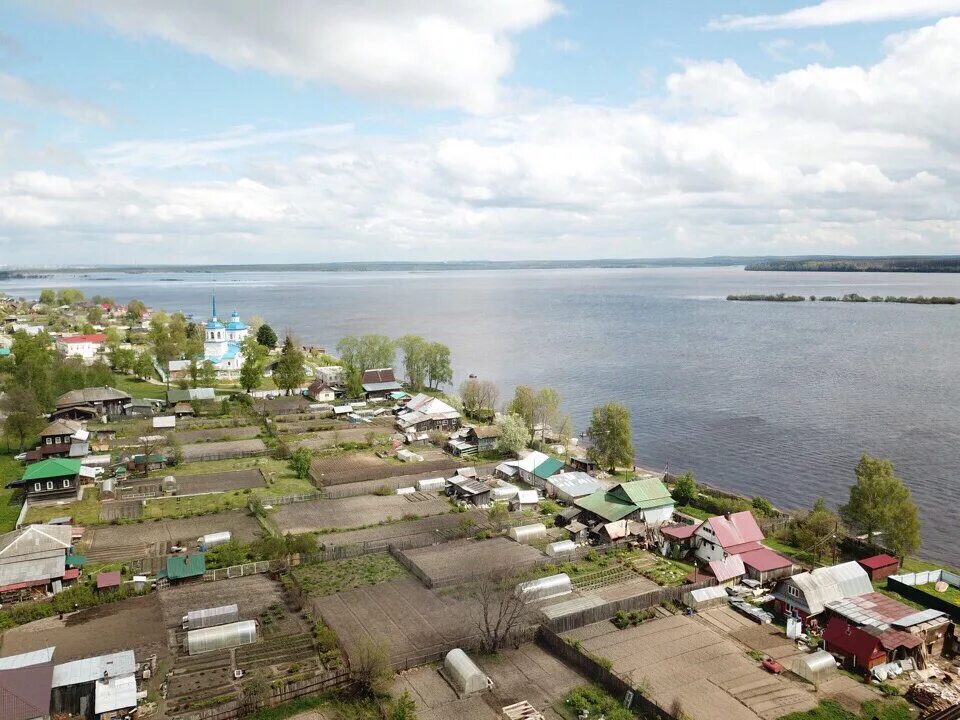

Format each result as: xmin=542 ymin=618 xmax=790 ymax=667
xmin=2 ymin=267 xmax=958 ymax=565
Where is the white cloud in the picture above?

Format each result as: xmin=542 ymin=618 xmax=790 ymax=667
xmin=0 ymin=72 xmax=110 ymax=124
xmin=2 ymin=18 xmax=960 ymax=263
xmin=50 ymin=0 xmax=559 ymax=114
xmin=763 ymin=38 xmax=834 ymax=62
xmin=710 ymin=0 xmax=960 ymax=31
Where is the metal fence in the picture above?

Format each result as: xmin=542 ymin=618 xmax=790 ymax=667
xmin=203 ymin=559 xmax=283 ymax=582
xmin=887 ymin=570 xmax=960 ymax=622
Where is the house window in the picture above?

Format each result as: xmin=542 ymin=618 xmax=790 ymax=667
xmin=45 ymin=437 xmax=52 ymax=445
xmin=787 ymin=585 xmax=800 ymax=598
xmin=34 ymin=483 xmax=41 ymax=492
xmin=46 ymin=481 xmax=53 ymax=490
xmin=63 ymin=479 xmax=70 ymax=488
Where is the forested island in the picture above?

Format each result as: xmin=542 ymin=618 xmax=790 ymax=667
xmin=728 ymin=292 xmax=960 ymax=304
xmin=745 ymin=256 xmax=960 ymax=272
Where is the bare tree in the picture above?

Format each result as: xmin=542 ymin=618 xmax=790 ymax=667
xmin=463 ymin=570 xmax=533 ymax=652
xmin=351 ymin=636 xmax=393 ymax=695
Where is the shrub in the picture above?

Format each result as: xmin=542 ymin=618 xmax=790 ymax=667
xmin=373 ymin=485 xmax=393 ymax=496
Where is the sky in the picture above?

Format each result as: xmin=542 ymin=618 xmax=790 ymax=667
xmin=0 ymin=0 xmax=959 ymax=265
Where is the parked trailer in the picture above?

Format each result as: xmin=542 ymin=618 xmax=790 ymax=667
xmin=198 ymin=531 xmax=231 ymax=550
xmin=184 ymin=620 xmax=257 ymax=655
xmin=182 ymin=603 xmax=239 ymax=630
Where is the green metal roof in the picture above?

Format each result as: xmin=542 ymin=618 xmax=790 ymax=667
xmin=65 ymin=554 xmax=86 ymax=567
xmin=611 ymin=477 xmax=672 ymax=509
xmin=575 ymin=490 xmax=636 ymax=522
xmin=22 ymin=458 xmax=81 ymax=482
xmin=165 ymin=553 xmax=205 ymax=580
xmin=533 ymin=457 xmax=565 ymax=480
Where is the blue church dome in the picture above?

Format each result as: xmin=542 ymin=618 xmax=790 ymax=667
xmin=225 ymin=311 xmax=247 ymax=331
xmin=206 ymin=319 xmax=225 ymax=330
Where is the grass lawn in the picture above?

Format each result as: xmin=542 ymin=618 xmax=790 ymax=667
xmin=291 ymin=553 xmax=407 ymax=597
xmin=912 ymin=581 xmax=960 ymax=606
xmin=675 ymin=504 xmax=711 ymax=520
xmin=779 ymin=699 xmax=911 ymax=720
xmin=110 ymin=373 xmax=167 ymax=399
xmin=0 ymin=453 xmax=24 ymax=532
xmin=24 ymin=487 xmax=101 ymax=525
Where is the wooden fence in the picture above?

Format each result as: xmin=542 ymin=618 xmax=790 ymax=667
xmin=537 ymin=625 xmax=676 ymax=720
xmin=543 ymin=578 xmax=717 ymax=633
xmin=170 ymin=668 xmax=352 ymax=720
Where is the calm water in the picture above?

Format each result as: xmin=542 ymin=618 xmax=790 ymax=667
xmin=3 ymin=267 xmax=959 ymax=565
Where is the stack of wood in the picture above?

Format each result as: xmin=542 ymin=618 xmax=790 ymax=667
xmin=907 ymin=682 xmax=960 ymax=717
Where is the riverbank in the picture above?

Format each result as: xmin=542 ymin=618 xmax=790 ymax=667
xmin=728 ymin=292 xmax=959 ymax=304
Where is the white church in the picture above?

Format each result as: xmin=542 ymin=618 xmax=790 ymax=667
xmin=169 ymin=297 xmax=249 ymax=379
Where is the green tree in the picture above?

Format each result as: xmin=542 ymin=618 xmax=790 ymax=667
xmin=56 ymin=288 xmax=84 ymax=306
xmin=256 ymin=323 xmax=278 ymax=349
xmin=1 ymin=386 xmax=44 ymax=452
xmin=752 ymin=496 xmax=774 ymax=516
xmin=345 ymin=366 xmax=364 ymax=398
xmin=86 ymin=306 xmax=104 ymax=325
xmin=791 ymin=497 xmax=843 ymax=564
xmin=460 ymin=379 xmax=498 ymax=420
xmin=495 ymin=413 xmax=531 ymax=455
xmin=426 ymin=341 xmax=452 ymax=389
xmin=533 ymin=387 xmax=562 ymax=441
xmin=197 ymin=360 xmax=218 ymax=387
xmin=239 ymin=353 xmax=264 ymax=393
xmin=359 ymin=334 xmax=395 ymax=372
xmin=586 ymin=401 xmax=634 ymax=471
xmin=389 ymin=690 xmax=418 ymax=720
xmin=289 ymin=447 xmax=313 ymax=480
xmin=672 ymin=472 xmax=698 ymax=505
xmin=11 ymin=332 xmax=55 ymax=409
xmin=110 ymin=347 xmax=136 ymax=374
xmin=507 ymin=385 xmax=537 ymax=432
xmin=38 ymin=289 xmax=56 ymax=305
xmin=274 ymin=335 xmax=306 ymax=395
xmin=840 ymin=454 xmax=921 ymax=559
xmin=396 ymin=334 xmax=430 ymax=390
xmin=126 ymin=299 xmax=147 ymax=321
xmin=133 ymin=351 xmax=155 ymax=380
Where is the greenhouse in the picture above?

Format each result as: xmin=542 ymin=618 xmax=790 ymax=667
xmin=184 ymin=620 xmax=257 ymax=655
xmin=198 ymin=531 xmax=232 ymax=549
xmin=791 ymin=650 xmax=837 ymax=687
xmin=508 ymin=523 xmax=547 ymax=544
xmin=416 ymin=477 xmax=446 ymax=492
xmin=183 ymin=603 xmax=240 ymax=630
xmin=443 ymin=648 xmax=492 ymax=696
xmin=545 ymin=540 xmax=576 ymax=557
xmin=516 ymin=573 xmax=573 ymax=602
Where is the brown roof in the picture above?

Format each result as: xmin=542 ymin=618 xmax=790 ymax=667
xmin=0 ymin=662 xmax=53 ymax=720
xmin=39 ymin=420 xmax=81 ymax=438
xmin=361 ymin=368 xmax=396 ymax=384
xmin=56 ymin=386 xmax=131 ymax=409
xmin=308 ymin=380 xmax=333 ymax=394
xmin=471 ymin=426 xmax=500 ymax=439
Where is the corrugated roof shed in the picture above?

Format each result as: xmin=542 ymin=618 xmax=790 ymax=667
xmin=52 ymin=650 xmax=136 ymax=687
xmin=858 ymin=554 xmax=899 ymax=570
xmin=738 ymin=547 xmax=792 ymax=572
xmin=0 ymin=663 xmax=53 ymax=720
xmin=22 ymin=458 xmax=81 ymax=481
xmin=95 ymin=672 xmax=137 ymax=713
xmin=164 ymin=553 xmax=206 ymax=580
xmin=533 ymin=458 xmax=564 ymax=480
xmin=612 ymin=476 xmax=673 ymax=508
xmin=0 ymin=648 xmax=55 ymax=670
xmin=545 ymin=471 xmax=601 ymax=498
xmin=709 ymin=555 xmax=746 ymax=582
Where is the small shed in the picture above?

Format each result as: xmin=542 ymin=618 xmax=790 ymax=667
xmin=96 ymin=570 xmax=121 ymax=592
xmin=509 ymin=523 xmax=547 ymax=544
xmin=183 ymin=604 xmax=240 ymax=630
xmin=544 ymin=471 xmax=601 ymax=503
xmin=857 ymin=554 xmax=900 ymax=582
xmin=516 ymin=573 xmax=573 ymax=602
xmin=152 ymin=415 xmax=176 ymax=429
xmin=185 ymin=620 xmax=258 ymax=655
xmin=447 ymin=475 xmax=491 ymax=506
xmin=545 ymin=540 xmax=576 ymax=557
xmin=443 ymin=649 xmax=492 ymax=696
xmin=510 ymin=489 xmax=539 ymax=511
xmin=161 ymin=553 xmax=206 ymax=583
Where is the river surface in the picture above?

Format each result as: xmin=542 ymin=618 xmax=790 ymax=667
xmin=2 ymin=267 xmax=958 ymax=565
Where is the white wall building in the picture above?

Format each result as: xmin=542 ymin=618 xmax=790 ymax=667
xmin=55 ymin=333 xmax=106 ymax=363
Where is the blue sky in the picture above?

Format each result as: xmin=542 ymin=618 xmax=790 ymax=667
xmin=0 ymin=0 xmax=959 ymax=264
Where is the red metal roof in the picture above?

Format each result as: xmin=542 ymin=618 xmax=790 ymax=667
xmin=62 ymin=568 xmax=80 ymax=581
xmin=738 ymin=546 xmax=793 ymax=572
xmin=705 ymin=511 xmax=764 ymax=549
xmin=709 ymin=555 xmax=746 ymax=582
xmin=361 ymin=368 xmax=396 ymax=384
xmin=877 ymin=628 xmax=922 ymax=651
xmin=661 ymin=523 xmax=701 ymax=539
xmin=0 ymin=578 xmax=48 ymax=593
xmin=0 ymin=662 xmax=53 ymax=720
xmin=57 ymin=333 xmax=106 ymax=344
xmin=857 ymin=554 xmax=899 ymax=570
xmin=96 ymin=570 xmax=122 ymax=589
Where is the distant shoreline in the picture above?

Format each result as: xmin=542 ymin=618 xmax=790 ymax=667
xmin=728 ymin=293 xmax=960 ymax=305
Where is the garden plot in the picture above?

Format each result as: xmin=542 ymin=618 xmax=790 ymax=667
xmin=290 ymin=427 xmax=389 ymax=451
xmin=173 ymin=425 xmax=262 ymax=444
xmin=312 ymin=576 xmax=479 ymax=666
xmin=82 ymin=511 xmax=261 ymax=563
xmin=179 ymin=438 xmax=266 ymax=461
xmin=317 ymin=509 xmax=490 ymax=549
xmin=396 ymin=537 xmax=546 ymax=588
xmin=561 ymin=614 xmax=816 ymax=720
xmin=309 ymin=449 xmax=460 ymax=486
xmin=173 ymin=468 xmax=266 ymax=495
xmin=392 ymin=643 xmax=588 ymax=720
xmin=158 ymin=575 xmax=284 ymax=629
xmin=271 ymin=493 xmax=451 ymax=535
xmin=0 ymin=593 xmax=169 ymax=664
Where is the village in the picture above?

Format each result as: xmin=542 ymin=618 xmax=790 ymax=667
xmin=0 ymin=290 xmax=958 ymax=720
